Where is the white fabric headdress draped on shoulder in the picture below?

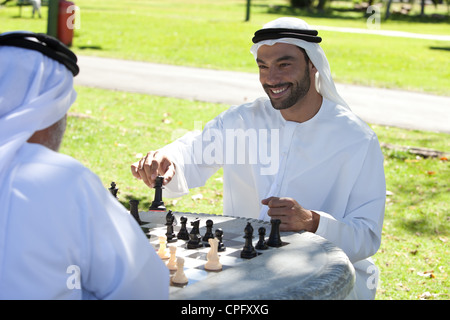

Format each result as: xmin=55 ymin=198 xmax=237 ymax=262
xmin=0 ymin=38 xmax=76 ymax=216
xmin=250 ymin=17 xmax=349 ymax=110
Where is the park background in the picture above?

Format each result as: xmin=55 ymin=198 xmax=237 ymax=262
xmin=0 ymin=0 xmax=448 ymax=300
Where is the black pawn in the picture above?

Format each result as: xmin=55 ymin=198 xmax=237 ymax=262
xmin=187 ymin=218 xmax=203 ymax=249
xmin=129 ymin=199 xmax=143 ymax=225
xmin=240 ymin=222 xmax=257 ymax=259
xmin=149 ymin=176 xmax=166 ymax=211
xmin=202 ymin=219 xmax=214 ymax=246
xmin=109 ymin=182 xmax=118 ymax=199
xmin=255 ymin=227 xmax=269 ymax=250
xmin=266 ymin=219 xmax=283 ymax=248
xmin=215 ymin=228 xmax=226 ymax=252
xmin=165 ymin=210 xmax=177 ymax=243
xmin=177 ymin=216 xmax=189 ymax=240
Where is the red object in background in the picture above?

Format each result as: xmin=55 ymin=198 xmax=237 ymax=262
xmin=57 ymin=0 xmax=75 ymax=46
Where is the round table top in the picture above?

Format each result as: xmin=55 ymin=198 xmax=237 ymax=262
xmin=139 ymin=210 xmax=355 ymax=300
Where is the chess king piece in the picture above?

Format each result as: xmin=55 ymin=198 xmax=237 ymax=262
xmin=202 ymin=219 xmax=214 ymax=246
xmin=149 ymin=175 xmax=166 ymax=211
xmin=165 ymin=210 xmax=177 ymax=243
xmin=204 ymin=238 xmax=222 ymax=271
xmin=266 ymin=219 xmax=283 ymax=247
xmin=255 ymin=226 xmax=269 ymax=250
xmin=240 ymin=222 xmax=257 ymax=259
xmin=171 ymin=257 xmax=188 ymax=286
xmin=187 ymin=218 xmax=203 ymax=249
xmin=177 ymin=216 xmax=189 ymax=240
xmin=166 ymin=246 xmax=178 ymax=271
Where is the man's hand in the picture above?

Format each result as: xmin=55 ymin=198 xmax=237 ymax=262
xmin=131 ymin=151 xmax=176 ymax=188
xmin=261 ymin=197 xmax=320 ymax=233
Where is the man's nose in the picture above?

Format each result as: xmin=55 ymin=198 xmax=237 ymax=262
xmin=262 ymin=67 xmax=282 ymax=86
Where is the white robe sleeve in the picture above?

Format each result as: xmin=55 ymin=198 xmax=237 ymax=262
xmin=315 ymin=134 xmax=386 ymax=263
xmin=159 ymin=116 xmax=224 ymax=198
xmin=76 ymin=170 xmax=170 ymax=300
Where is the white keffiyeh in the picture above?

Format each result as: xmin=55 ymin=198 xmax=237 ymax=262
xmin=250 ymin=17 xmax=349 ymax=110
xmin=0 ymin=44 xmax=76 ymax=222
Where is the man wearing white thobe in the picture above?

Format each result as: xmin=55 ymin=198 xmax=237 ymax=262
xmin=0 ymin=33 xmax=169 ymax=299
xmin=132 ymin=18 xmax=386 ymax=299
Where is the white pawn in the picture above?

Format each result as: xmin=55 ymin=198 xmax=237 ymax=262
xmin=171 ymin=257 xmax=188 ymax=285
xmin=157 ymin=235 xmax=169 ymax=259
xmin=205 ymin=238 xmax=222 ymax=271
xmin=166 ymin=246 xmax=178 ymax=271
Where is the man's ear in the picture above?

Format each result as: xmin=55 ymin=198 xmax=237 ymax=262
xmin=309 ymin=60 xmax=317 ymax=73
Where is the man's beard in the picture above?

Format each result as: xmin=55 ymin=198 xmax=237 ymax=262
xmin=264 ymin=67 xmax=311 ymax=111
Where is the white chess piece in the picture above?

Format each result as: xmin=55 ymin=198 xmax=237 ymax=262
xmin=157 ymin=235 xmax=169 ymax=259
xmin=171 ymin=257 xmax=188 ymax=285
xmin=205 ymin=238 xmax=222 ymax=271
xmin=166 ymin=246 xmax=178 ymax=271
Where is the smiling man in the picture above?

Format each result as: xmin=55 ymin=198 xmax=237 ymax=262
xmin=132 ymin=17 xmax=386 ymax=300
xmin=257 ymin=42 xmax=321 ymax=122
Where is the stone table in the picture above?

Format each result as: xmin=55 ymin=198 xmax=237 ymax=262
xmin=139 ymin=210 xmax=355 ymax=300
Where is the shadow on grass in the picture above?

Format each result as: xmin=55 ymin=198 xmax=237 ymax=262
xmin=430 ymin=46 xmax=450 ymax=51
xmin=77 ymin=45 xmax=103 ymax=50
xmin=262 ymin=4 xmax=367 ymax=21
xmin=252 ymin=3 xmax=449 ymax=24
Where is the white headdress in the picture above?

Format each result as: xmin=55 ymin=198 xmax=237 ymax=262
xmin=0 ymin=37 xmax=77 ymax=222
xmin=250 ymin=17 xmax=349 ymax=110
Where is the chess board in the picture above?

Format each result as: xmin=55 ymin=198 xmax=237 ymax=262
xmin=140 ymin=211 xmax=285 ymax=295
xmin=137 ymin=210 xmax=355 ymax=300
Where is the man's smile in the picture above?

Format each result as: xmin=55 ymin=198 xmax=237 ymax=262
xmin=265 ymin=84 xmax=291 ymax=99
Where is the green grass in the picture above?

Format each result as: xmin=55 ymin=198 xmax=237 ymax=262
xmin=0 ymin=0 xmax=449 ymax=95
xmin=62 ymin=86 xmax=449 ymax=300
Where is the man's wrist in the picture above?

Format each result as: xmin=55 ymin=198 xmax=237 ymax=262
xmin=308 ymin=210 xmax=320 ymax=233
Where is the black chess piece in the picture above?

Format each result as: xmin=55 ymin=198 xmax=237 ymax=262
xmin=177 ymin=216 xmax=189 ymax=240
xmin=129 ymin=199 xmax=143 ymax=225
xmin=240 ymin=222 xmax=257 ymax=259
xmin=255 ymin=226 xmax=269 ymax=250
xmin=215 ymin=228 xmax=226 ymax=252
xmin=202 ymin=219 xmax=214 ymax=246
xmin=109 ymin=182 xmax=118 ymax=199
xmin=187 ymin=218 xmax=203 ymax=249
xmin=141 ymin=226 xmax=152 ymax=239
xmin=149 ymin=176 xmax=166 ymax=211
xmin=266 ymin=219 xmax=283 ymax=247
xmin=165 ymin=210 xmax=177 ymax=243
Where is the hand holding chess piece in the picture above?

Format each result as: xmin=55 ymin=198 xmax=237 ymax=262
xmin=130 ymin=151 xmax=176 ymax=188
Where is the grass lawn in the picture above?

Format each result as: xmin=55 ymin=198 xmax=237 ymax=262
xmin=63 ymin=86 xmax=449 ymax=300
xmin=0 ymin=0 xmax=449 ymax=95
